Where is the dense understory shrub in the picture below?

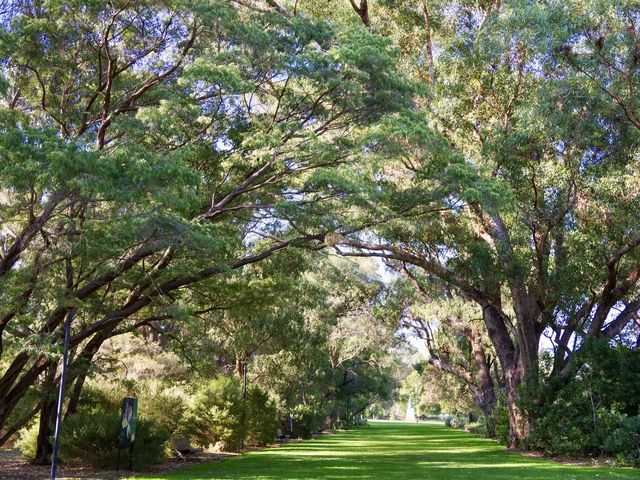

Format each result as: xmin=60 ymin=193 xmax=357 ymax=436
xmin=289 ymin=403 xmax=328 ymax=439
xmin=16 ymin=381 xmax=179 ymax=468
xmin=604 ymin=416 xmax=640 ymax=466
xmin=491 ymin=399 xmax=510 ymax=445
xmin=188 ymin=376 xmax=246 ymax=450
xmin=443 ymin=414 xmax=452 ymax=428
xmin=187 ymin=376 xmax=277 ymax=450
xmin=59 ymin=407 xmax=169 ymax=469
xmin=473 ymin=415 xmax=494 ymax=438
xmin=245 ymin=388 xmax=278 ymax=446
xmin=351 ymin=417 xmax=368 ymax=427
xmin=521 ymin=341 xmax=640 ymax=463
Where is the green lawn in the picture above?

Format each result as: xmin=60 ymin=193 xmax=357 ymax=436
xmin=136 ymin=421 xmax=640 ymax=480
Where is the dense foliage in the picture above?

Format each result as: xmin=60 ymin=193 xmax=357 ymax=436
xmin=0 ymin=0 xmax=639 ymax=470
xmin=521 ymin=341 xmax=640 ymax=463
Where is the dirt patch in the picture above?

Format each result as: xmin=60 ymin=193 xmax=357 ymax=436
xmin=0 ymin=449 xmax=235 ymax=480
xmin=0 ymin=433 xmax=331 ymax=480
xmin=517 ymin=449 xmax=618 ymax=467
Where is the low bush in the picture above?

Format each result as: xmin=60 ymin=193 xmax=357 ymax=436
xmin=16 ymin=421 xmax=38 ymax=462
xmin=61 ymin=407 xmax=169 ymax=469
xmin=187 ymin=376 xmax=246 ymax=450
xmin=16 ymin=381 xmax=180 ymax=469
xmin=443 ymin=415 xmax=453 ymax=428
xmin=492 ymin=401 xmax=510 ymax=445
xmin=59 ymin=408 xmax=121 ymax=468
xmin=245 ymin=387 xmax=278 ymax=446
xmin=450 ymin=416 xmax=466 ymax=429
xmin=289 ymin=403 xmax=328 ymax=439
xmin=465 ymin=422 xmax=481 ymax=434
xmin=604 ymin=416 xmax=640 ymax=466
xmin=351 ymin=417 xmax=368 ymax=427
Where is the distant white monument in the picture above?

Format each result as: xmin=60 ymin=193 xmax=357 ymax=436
xmin=405 ymin=396 xmax=417 ymax=422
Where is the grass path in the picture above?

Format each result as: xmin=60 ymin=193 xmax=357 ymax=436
xmin=136 ymin=421 xmax=640 ymax=479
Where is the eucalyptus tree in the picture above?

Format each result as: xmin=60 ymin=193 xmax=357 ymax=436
xmin=152 ymin=247 xmax=316 ymax=378
xmin=318 ymin=0 xmax=640 ymax=446
xmin=300 ymin=257 xmax=397 ymax=425
xmin=391 ymin=271 xmax=499 ymax=417
xmin=0 ymin=0 xmax=410 ymax=455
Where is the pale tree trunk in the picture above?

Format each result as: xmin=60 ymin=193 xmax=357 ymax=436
xmin=235 ymin=355 xmax=244 ymax=378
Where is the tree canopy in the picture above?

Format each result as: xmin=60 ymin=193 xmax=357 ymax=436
xmin=1 ymin=0 xmax=639 ymax=465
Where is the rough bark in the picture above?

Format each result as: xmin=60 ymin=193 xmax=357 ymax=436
xmin=348 ymin=0 xmax=370 ymax=27
xmin=421 ymin=0 xmax=436 ymax=85
xmin=33 ymin=365 xmax=57 ymax=465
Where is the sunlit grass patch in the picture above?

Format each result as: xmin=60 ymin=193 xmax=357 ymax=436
xmin=133 ymin=421 xmax=640 ymax=480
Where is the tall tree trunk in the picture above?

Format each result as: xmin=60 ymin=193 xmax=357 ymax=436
xmin=421 ymin=0 xmax=436 ymax=85
xmin=503 ymin=361 xmax=527 ymax=446
xmin=481 ymin=302 xmax=531 ymax=448
xmin=33 ymin=364 xmax=57 ymax=465
xmin=471 ymin=333 xmax=497 ymax=416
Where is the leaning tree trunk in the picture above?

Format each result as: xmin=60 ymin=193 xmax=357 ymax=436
xmin=33 ymin=364 xmax=57 ymax=465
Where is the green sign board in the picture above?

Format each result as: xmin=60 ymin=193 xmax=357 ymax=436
xmin=118 ymin=397 xmax=138 ymax=446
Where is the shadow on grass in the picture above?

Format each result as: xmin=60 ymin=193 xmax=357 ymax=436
xmin=134 ymin=422 xmax=640 ymax=480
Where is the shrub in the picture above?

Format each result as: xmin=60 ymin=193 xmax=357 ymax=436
xmin=465 ymin=422 xmax=481 ymax=434
xmin=245 ymin=387 xmax=277 ymax=446
xmin=187 ymin=376 xmax=277 ymax=451
xmin=474 ymin=415 xmax=495 ymax=438
xmin=520 ymin=341 xmax=640 ymax=458
xmin=443 ymin=415 xmax=452 ymax=428
xmin=17 ymin=380 xmax=182 ymax=468
xmin=450 ymin=416 xmax=466 ymax=429
xmin=16 ymin=405 xmax=169 ymax=469
xmin=604 ymin=416 xmax=640 ymax=466
xmin=59 ymin=407 xmax=169 ymax=469
xmin=290 ymin=403 xmax=327 ymax=439
xmin=16 ymin=421 xmax=39 ymax=462
xmin=59 ymin=408 xmax=120 ymax=467
xmin=187 ymin=376 xmax=246 ymax=450
xmin=352 ymin=417 xmax=368 ymax=427
xmin=492 ymin=400 xmax=510 ymax=445
xmin=138 ymin=382 xmax=188 ymax=438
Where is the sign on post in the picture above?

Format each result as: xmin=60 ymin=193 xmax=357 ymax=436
xmin=117 ymin=397 xmax=138 ymax=472
xmin=118 ymin=397 xmax=138 ymax=446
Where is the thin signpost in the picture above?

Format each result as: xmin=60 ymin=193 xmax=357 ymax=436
xmin=50 ymin=309 xmax=74 ymax=480
xmin=242 ymin=362 xmax=247 ymax=400
xmin=241 ymin=362 xmax=247 ymax=450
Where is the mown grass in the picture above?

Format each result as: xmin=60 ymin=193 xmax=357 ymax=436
xmin=134 ymin=421 xmax=640 ymax=479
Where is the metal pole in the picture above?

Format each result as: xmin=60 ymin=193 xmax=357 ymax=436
xmin=242 ymin=363 xmax=247 ymax=400
xmin=241 ymin=363 xmax=247 ymax=450
xmin=50 ymin=309 xmax=73 ymax=480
